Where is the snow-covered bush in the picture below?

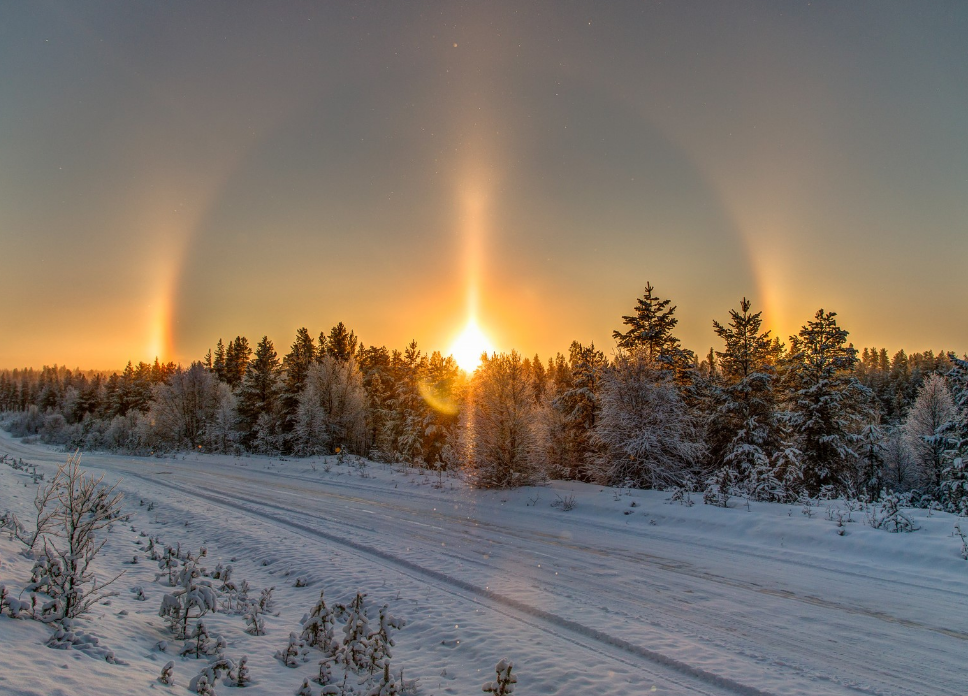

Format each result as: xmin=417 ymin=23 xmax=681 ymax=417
xmin=337 ymin=592 xmax=371 ymax=672
xmin=158 ymin=556 xmax=218 ymax=639
xmin=482 ymin=659 xmax=517 ymax=695
xmin=867 ymin=493 xmax=919 ymax=533
xmin=29 ymin=452 xmax=124 ymax=621
xmin=365 ymin=604 xmax=405 ymax=674
xmin=301 ymin=589 xmax=338 ymax=655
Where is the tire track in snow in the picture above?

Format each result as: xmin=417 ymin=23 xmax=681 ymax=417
xmin=124 ymin=470 xmax=780 ymax=696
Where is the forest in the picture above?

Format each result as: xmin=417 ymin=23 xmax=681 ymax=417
xmin=3 ymin=284 xmax=966 ymax=513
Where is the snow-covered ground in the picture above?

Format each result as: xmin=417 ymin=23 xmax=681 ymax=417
xmin=0 ymin=432 xmax=966 ymax=696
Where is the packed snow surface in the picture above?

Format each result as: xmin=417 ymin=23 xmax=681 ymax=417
xmin=0 ymin=432 xmax=966 ymax=695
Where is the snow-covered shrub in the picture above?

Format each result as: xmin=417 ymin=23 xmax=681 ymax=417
xmin=337 ymin=591 xmax=371 ymax=672
xmin=296 ymin=678 xmax=313 ymax=696
xmin=301 ymin=589 xmax=338 ymax=655
xmin=244 ymin=604 xmax=266 ymax=636
xmin=188 ymin=657 xmax=236 ymax=693
xmin=158 ymin=556 xmax=218 ymax=639
xmin=954 ymin=520 xmax=968 ymax=560
xmin=367 ymin=663 xmax=399 ymax=696
xmin=275 ymin=632 xmax=306 ymax=668
xmin=159 ymin=661 xmax=174 ymax=685
xmin=868 ymin=493 xmax=919 ymax=533
xmin=32 ymin=452 xmax=124 ymax=621
xmin=181 ymin=621 xmax=225 ymax=658
xmin=482 ymin=659 xmax=517 ymax=695
xmin=365 ymin=604 xmax=405 ymax=674
xmin=234 ymin=656 xmax=251 ymax=687
xmin=550 ymin=494 xmax=577 ymax=511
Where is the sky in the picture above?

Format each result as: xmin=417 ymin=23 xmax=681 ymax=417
xmin=1 ymin=1 xmax=966 ymax=370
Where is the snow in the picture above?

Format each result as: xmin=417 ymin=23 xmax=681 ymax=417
xmin=1 ymin=431 xmax=966 ymax=695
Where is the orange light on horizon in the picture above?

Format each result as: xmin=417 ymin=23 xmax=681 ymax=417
xmin=448 ymin=318 xmax=494 ymax=372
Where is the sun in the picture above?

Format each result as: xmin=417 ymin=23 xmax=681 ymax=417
xmin=448 ymin=318 xmax=494 ymax=372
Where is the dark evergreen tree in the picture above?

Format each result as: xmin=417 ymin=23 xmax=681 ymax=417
xmin=236 ymin=336 xmax=282 ymax=450
xmin=709 ymin=298 xmax=783 ymax=499
xmin=224 ymin=336 xmax=252 ymax=389
xmin=281 ymin=328 xmax=317 ymax=444
xmin=785 ymin=309 xmax=870 ymax=495
xmin=326 ymin=322 xmax=358 ymax=363
xmin=613 ymin=282 xmax=694 ymax=373
xmin=212 ymin=339 xmax=227 ymax=383
xmin=550 ymin=341 xmax=608 ymax=481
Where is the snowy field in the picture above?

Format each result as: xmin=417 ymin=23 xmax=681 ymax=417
xmin=0 ymin=432 xmax=966 ymax=696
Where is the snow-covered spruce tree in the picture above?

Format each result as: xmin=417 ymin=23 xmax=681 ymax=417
xmin=939 ymin=355 xmax=968 ymax=513
xmin=159 ymin=660 xmax=175 ymax=685
xmin=34 ymin=452 xmax=124 ymax=621
xmin=367 ymin=663 xmax=399 ymax=696
xmin=784 ymin=309 xmax=870 ymax=496
xmin=301 ymin=589 xmax=338 ymax=656
xmin=549 ymin=342 xmax=608 ymax=481
xmin=276 ymin=631 xmax=305 ymax=668
xmin=280 ymin=327 xmax=317 ymax=447
xmin=388 ymin=341 xmax=430 ymax=465
xmin=236 ymin=335 xmax=282 ymax=452
xmin=337 ymin=591 xmax=371 ymax=672
xmin=459 ymin=351 xmax=546 ymax=488
xmin=612 ymin=282 xmax=694 ymax=376
xmin=365 ymin=604 xmax=405 ymax=674
xmin=592 ymin=350 xmax=705 ymax=489
xmin=418 ymin=350 xmax=464 ymax=469
xmin=856 ymin=421 xmax=886 ymax=499
xmin=708 ymin=298 xmax=783 ymax=500
xmin=482 ymin=659 xmax=517 ymax=695
xmin=901 ymin=373 xmax=957 ymax=498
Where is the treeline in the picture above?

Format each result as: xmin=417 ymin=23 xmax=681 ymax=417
xmin=2 ymin=285 xmax=966 ymax=513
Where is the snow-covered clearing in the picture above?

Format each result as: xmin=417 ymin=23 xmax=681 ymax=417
xmin=0 ymin=432 xmax=966 ymax=696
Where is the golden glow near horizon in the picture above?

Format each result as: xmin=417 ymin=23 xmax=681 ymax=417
xmin=449 ymin=318 xmax=494 ymax=373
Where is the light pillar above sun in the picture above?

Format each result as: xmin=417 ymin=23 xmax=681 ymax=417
xmin=449 ymin=161 xmax=497 ymax=372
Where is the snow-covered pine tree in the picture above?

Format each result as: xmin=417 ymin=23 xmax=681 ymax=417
xmin=301 ymin=589 xmax=338 ymax=655
xmin=236 ymin=336 xmax=282 ymax=451
xmin=276 ymin=632 xmax=304 ymax=668
xmin=234 ymin=656 xmax=251 ymax=687
xmin=281 ymin=328 xmax=317 ymax=447
xmin=365 ymin=604 xmax=405 ymax=674
xmin=338 ymin=591 xmax=371 ymax=672
xmin=612 ymin=283 xmax=694 ymax=377
xmin=708 ymin=298 xmax=782 ymax=500
xmin=296 ymin=678 xmax=313 ymax=696
xmin=593 ymin=350 xmax=705 ymax=489
xmin=939 ymin=355 xmax=968 ymax=513
xmin=856 ymin=421 xmax=886 ymax=499
xmin=550 ymin=342 xmax=608 ymax=481
xmin=482 ymin=659 xmax=517 ymax=695
xmin=367 ymin=663 xmax=399 ymax=696
xmin=159 ymin=660 xmax=174 ymax=685
xmin=785 ymin=309 xmax=870 ymax=496
xmin=325 ymin=322 xmax=358 ymax=363
xmin=460 ymin=351 xmax=546 ymax=488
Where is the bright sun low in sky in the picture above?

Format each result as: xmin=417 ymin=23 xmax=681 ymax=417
xmin=1 ymin=3 xmax=967 ymax=369
xmin=448 ymin=319 xmax=495 ymax=373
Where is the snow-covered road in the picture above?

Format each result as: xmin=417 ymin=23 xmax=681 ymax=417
xmin=1 ymin=435 xmax=965 ymax=696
